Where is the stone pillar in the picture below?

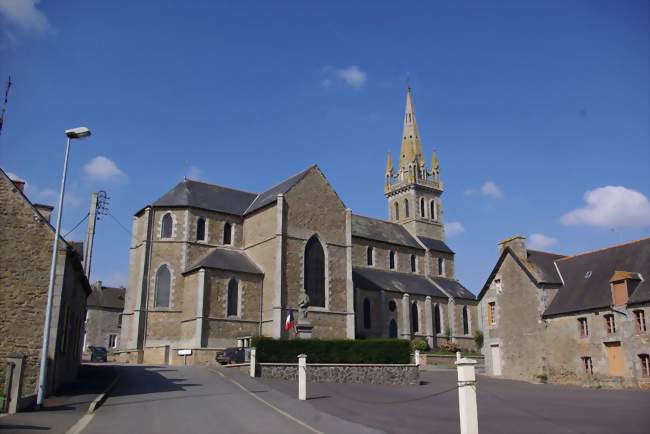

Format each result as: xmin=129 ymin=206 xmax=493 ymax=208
xmin=380 ymin=290 xmax=386 ymax=337
xmin=195 ymin=269 xmax=206 ymax=348
xmin=272 ymin=194 xmax=285 ymax=338
xmin=344 ymin=208 xmax=355 ymax=339
xmin=401 ymin=293 xmax=411 ymax=340
xmin=455 ymin=353 xmax=479 ymax=434
xmin=249 ymin=348 xmax=256 ymax=377
xmin=424 ymin=296 xmax=434 ymax=348
xmin=414 ymin=350 xmax=420 ymax=366
xmin=448 ymin=297 xmax=456 ymax=342
xmin=6 ymin=353 xmax=26 ymax=414
xmin=298 ymin=354 xmax=307 ymax=401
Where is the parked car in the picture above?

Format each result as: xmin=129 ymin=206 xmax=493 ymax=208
xmin=90 ymin=346 xmax=108 ymax=363
xmin=216 ymin=347 xmax=248 ymax=365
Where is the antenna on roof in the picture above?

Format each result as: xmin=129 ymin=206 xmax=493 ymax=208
xmin=0 ymin=76 xmax=12 ymax=137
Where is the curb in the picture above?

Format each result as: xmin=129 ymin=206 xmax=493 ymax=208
xmin=87 ymin=367 xmax=121 ymax=414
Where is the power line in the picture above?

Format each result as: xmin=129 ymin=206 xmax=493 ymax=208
xmin=107 ymin=212 xmax=132 ymax=237
xmin=63 ymin=213 xmax=89 ymax=237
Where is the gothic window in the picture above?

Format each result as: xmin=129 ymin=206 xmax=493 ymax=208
xmin=394 ymin=202 xmax=400 ymax=221
xmin=223 ymin=222 xmax=232 ymax=245
xmin=388 ymin=319 xmax=398 ymax=338
xmin=304 ymin=236 xmax=326 ymax=308
xmin=462 ymin=305 xmax=469 ymax=335
xmin=363 ymin=298 xmax=371 ymax=329
xmin=388 ymin=300 xmax=397 ymax=312
xmin=404 ymin=199 xmax=410 ymax=218
xmin=411 ymin=302 xmax=419 ymax=333
xmin=154 ymin=265 xmax=171 ymax=308
xmin=437 ymin=257 xmax=445 ymax=276
xmin=434 ymin=304 xmax=441 ymax=334
xmin=430 ymin=200 xmax=437 ymax=221
xmin=420 ymin=198 xmax=426 ymax=218
xmin=227 ymin=278 xmax=238 ymax=316
xmin=367 ymin=246 xmax=374 ymax=266
xmin=389 ymin=250 xmax=396 ymax=270
xmin=410 ymin=255 xmax=416 ymax=272
xmin=196 ymin=217 xmax=206 ymax=241
xmin=161 ymin=213 xmax=173 ymax=238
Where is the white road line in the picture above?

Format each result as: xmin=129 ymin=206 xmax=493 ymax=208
xmin=208 ymin=368 xmax=324 ymax=434
xmin=65 ymin=413 xmax=95 ymax=434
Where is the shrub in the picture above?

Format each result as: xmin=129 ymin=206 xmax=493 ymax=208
xmin=440 ymin=341 xmax=461 ymax=353
xmin=445 ymin=325 xmax=452 ymax=341
xmin=410 ymin=338 xmax=429 ymax=352
xmin=474 ymin=330 xmax=484 ymax=350
xmin=251 ymin=337 xmax=410 ymax=364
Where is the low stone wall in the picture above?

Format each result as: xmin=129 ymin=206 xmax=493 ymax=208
xmin=258 ymin=363 xmax=419 ymax=386
xmin=169 ymin=348 xmax=223 ymax=366
xmin=420 ymin=354 xmax=484 ymax=369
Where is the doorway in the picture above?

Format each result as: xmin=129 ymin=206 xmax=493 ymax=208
xmin=491 ymin=344 xmax=502 ymax=376
xmin=605 ymin=342 xmax=624 ymax=376
xmin=388 ymin=319 xmax=398 ymax=338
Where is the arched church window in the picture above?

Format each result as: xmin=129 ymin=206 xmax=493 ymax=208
xmin=410 ymin=255 xmax=416 ymax=272
xmin=394 ymin=202 xmax=400 ymax=221
xmin=404 ymin=199 xmax=409 ymax=218
xmin=388 ymin=300 xmax=396 ymax=312
xmin=367 ymin=246 xmax=374 ymax=266
xmin=411 ymin=302 xmax=419 ymax=333
xmin=462 ymin=305 xmax=469 ymax=335
xmin=363 ymin=298 xmax=371 ymax=329
xmin=223 ymin=222 xmax=232 ymax=245
xmin=388 ymin=319 xmax=398 ymax=338
xmin=430 ymin=200 xmax=437 ymax=221
xmin=227 ymin=278 xmax=239 ymax=316
xmin=161 ymin=213 xmax=173 ymax=238
xmin=420 ymin=198 xmax=425 ymax=218
xmin=196 ymin=217 xmax=206 ymax=241
xmin=304 ymin=236 xmax=325 ymax=307
xmin=437 ymin=257 xmax=445 ymax=276
xmin=389 ymin=250 xmax=395 ymax=270
xmin=434 ymin=304 xmax=442 ymax=334
xmin=154 ymin=265 xmax=171 ymax=308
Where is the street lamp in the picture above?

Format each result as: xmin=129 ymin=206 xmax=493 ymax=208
xmin=36 ymin=126 xmax=92 ymax=407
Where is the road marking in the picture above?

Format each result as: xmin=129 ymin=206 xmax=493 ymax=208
xmin=208 ymin=368 xmax=324 ymax=434
xmin=65 ymin=413 xmax=95 ymax=434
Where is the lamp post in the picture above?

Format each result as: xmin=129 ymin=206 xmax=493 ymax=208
xmin=36 ymin=127 xmax=91 ymax=407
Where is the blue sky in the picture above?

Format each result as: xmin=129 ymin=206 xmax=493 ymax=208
xmin=1 ymin=0 xmax=648 ymax=292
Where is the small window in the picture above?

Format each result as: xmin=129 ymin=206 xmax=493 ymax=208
xmin=388 ymin=300 xmax=396 ymax=312
xmin=420 ymin=198 xmax=425 ymax=218
xmin=410 ymin=255 xmax=416 ymax=272
xmin=161 ymin=213 xmax=173 ymax=238
xmin=367 ymin=246 xmax=374 ymax=266
xmin=605 ymin=314 xmax=616 ymax=334
xmin=487 ymin=302 xmax=496 ymax=326
xmin=363 ymin=298 xmax=371 ymax=329
xmin=582 ymin=356 xmax=593 ymax=375
xmin=404 ymin=199 xmax=410 ymax=218
xmin=389 ymin=251 xmax=396 ymax=270
xmin=578 ymin=318 xmax=589 ymax=337
xmin=494 ymin=278 xmax=503 ymax=294
xmin=437 ymin=257 xmax=444 ymax=276
xmin=411 ymin=302 xmax=419 ymax=333
xmin=117 ymin=314 xmax=122 ymax=329
xmin=434 ymin=304 xmax=442 ymax=334
xmin=108 ymin=334 xmax=117 ymax=348
xmin=462 ymin=305 xmax=469 ymax=335
xmin=639 ymin=354 xmax=650 ymax=377
xmin=430 ymin=200 xmax=436 ymax=220
xmin=154 ymin=265 xmax=171 ymax=308
xmin=227 ymin=278 xmax=239 ymax=316
xmin=223 ymin=222 xmax=232 ymax=245
xmin=394 ymin=202 xmax=400 ymax=221
xmin=196 ymin=217 xmax=206 ymax=241
xmin=634 ymin=310 xmax=646 ymax=334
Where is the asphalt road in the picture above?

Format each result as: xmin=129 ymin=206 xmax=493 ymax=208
xmin=81 ymin=364 xmax=381 ymax=434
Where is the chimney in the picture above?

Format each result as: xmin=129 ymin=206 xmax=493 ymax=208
xmin=11 ymin=179 xmax=25 ymax=192
xmin=498 ymin=235 xmax=527 ymax=258
xmin=34 ymin=204 xmax=54 ymax=223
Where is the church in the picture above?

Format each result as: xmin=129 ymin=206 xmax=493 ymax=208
xmin=118 ymin=88 xmax=478 ymax=365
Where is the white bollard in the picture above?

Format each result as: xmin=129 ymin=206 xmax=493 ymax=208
xmin=249 ymin=348 xmax=256 ymax=377
xmin=298 ymin=354 xmax=307 ymax=401
xmin=455 ymin=356 xmax=479 ymax=434
xmin=414 ymin=350 xmax=420 ymax=366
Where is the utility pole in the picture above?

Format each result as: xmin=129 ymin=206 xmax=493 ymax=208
xmin=83 ymin=190 xmax=108 ymax=280
xmin=0 ymin=76 xmax=11 ymax=136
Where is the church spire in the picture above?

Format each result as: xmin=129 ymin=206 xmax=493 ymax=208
xmin=398 ymin=86 xmax=425 ymax=174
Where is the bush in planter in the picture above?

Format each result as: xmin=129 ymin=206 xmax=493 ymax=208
xmin=440 ymin=341 xmax=461 ymax=353
xmin=251 ymin=337 xmax=410 ymax=364
xmin=474 ymin=330 xmax=484 ymax=350
xmin=410 ymin=338 xmax=429 ymax=352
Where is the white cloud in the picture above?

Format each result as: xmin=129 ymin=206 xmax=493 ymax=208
xmin=321 ymin=65 xmax=367 ymax=89
xmin=186 ymin=166 xmax=203 ymax=180
xmin=528 ymin=233 xmax=558 ymax=250
xmin=561 ymin=186 xmax=650 ymax=229
xmin=83 ymin=156 xmax=127 ymax=182
xmin=445 ymin=221 xmax=465 ymax=237
xmin=481 ymin=181 xmax=504 ymax=198
xmin=24 ymin=183 xmax=80 ymax=207
xmin=0 ymin=0 xmax=49 ymax=33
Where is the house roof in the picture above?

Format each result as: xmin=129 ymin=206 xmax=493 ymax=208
xmin=184 ymin=248 xmax=263 ymax=275
xmin=352 ymin=266 xmax=447 ymax=298
xmin=351 ymin=214 xmax=424 ymax=250
xmin=417 ymin=236 xmax=454 ymax=254
xmin=244 ymin=166 xmax=315 ymax=214
xmin=544 ymin=238 xmax=650 ymax=316
xmin=431 ymin=276 xmax=476 ymax=300
xmin=87 ymin=285 xmax=125 ymax=310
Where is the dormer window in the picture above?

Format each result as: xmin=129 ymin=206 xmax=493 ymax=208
xmin=609 ymin=271 xmax=642 ymax=306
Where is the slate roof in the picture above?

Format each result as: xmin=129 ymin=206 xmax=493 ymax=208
xmin=152 ymin=179 xmax=257 ymax=216
xmin=87 ymin=285 xmax=125 ymax=310
xmin=526 ymin=250 xmax=564 ymax=285
xmin=544 ymin=238 xmax=650 ymax=316
xmin=431 ymin=277 xmax=476 ymax=300
xmin=244 ymin=166 xmax=315 ymax=214
xmin=351 ymin=215 xmax=424 ymax=250
xmin=418 ymin=237 xmax=454 ymax=254
xmin=185 ymin=248 xmax=263 ymax=275
xmin=353 ymin=267 xmax=447 ymax=298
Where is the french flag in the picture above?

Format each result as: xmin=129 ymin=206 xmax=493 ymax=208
xmin=284 ymin=309 xmax=295 ymax=332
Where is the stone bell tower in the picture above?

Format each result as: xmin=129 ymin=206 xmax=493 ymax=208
xmin=384 ymin=87 xmax=445 ymax=240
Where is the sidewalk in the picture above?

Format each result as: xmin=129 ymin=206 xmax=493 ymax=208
xmin=0 ymin=364 xmax=116 ymax=434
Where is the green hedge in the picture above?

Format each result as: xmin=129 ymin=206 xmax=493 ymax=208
xmin=251 ymin=337 xmax=411 ymax=364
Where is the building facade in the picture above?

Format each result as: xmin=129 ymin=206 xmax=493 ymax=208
xmin=119 ymin=88 xmax=478 ymax=365
xmin=0 ymin=168 xmax=90 ymax=407
xmin=83 ymin=281 xmax=125 ymax=354
xmin=478 ymin=236 xmax=650 ymax=388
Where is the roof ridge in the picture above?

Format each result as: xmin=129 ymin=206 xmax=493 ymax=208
xmin=556 ymin=237 xmax=650 ymax=262
xmin=352 ymin=212 xmax=401 ymax=227
xmin=527 ymin=249 xmax=566 ymax=257
xmin=353 ymin=265 xmax=429 ymax=278
xmin=243 ymin=165 xmax=316 ymax=214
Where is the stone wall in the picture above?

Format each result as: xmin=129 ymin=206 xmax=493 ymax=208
xmin=258 ymin=363 xmax=419 ymax=385
xmin=420 ymin=354 xmax=484 ymax=369
xmin=84 ymin=307 xmax=122 ymax=352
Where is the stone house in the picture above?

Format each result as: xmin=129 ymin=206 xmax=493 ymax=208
xmin=118 ymin=88 xmax=478 ymax=365
xmin=0 ymin=168 xmax=90 ymax=405
xmin=83 ymin=281 xmax=125 ymax=353
xmin=478 ymin=236 xmax=650 ymax=388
